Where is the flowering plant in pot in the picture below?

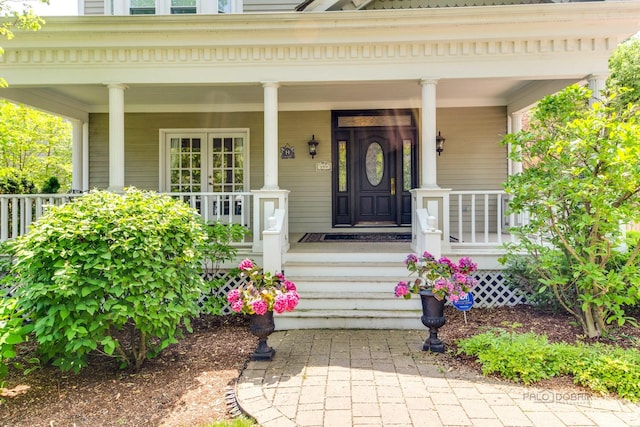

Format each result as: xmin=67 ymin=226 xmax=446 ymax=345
xmin=394 ymin=251 xmax=478 ymax=302
xmin=227 ymin=258 xmax=299 ymax=315
xmin=393 ymin=251 xmax=478 ymax=352
xmin=227 ymin=258 xmax=299 ymax=360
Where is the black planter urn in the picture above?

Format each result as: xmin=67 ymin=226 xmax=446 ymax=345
xmin=419 ymin=289 xmax=447 ymax=353
xmin=249 ymin=311 xmax=276 ymax=361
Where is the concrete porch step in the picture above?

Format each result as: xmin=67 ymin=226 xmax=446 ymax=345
xmin=280 ymin=251 xmax=424 ymax=329
xmin=275 ymin=309 xmax=425 ymax=330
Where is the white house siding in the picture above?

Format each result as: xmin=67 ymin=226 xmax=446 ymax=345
xmin=364 ymin=0 xmax=546 ymax=9
xmin=243 ymin=0 xmax=302 ymax=12
xmin=88 ymin=108 xmax=504 ymax=232
xmin=437 ymin=106 xmax=508 ymax=235
xmin=278 ymin=111 xmax=332 ymax=233
xmin=83 ymin=0 xmax=104 ymax=15
xmin=88 ymin=111 xmax=265 ymax=190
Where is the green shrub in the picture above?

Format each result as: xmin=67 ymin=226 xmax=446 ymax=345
xmin=499 ymin=253 xmax=565 ymax=312
xmin=0 ymin=168 xmax=36 ymax=194
xmin=40 ymin=176 xmax=60 ymax=194
xmin=458 ymin=330 xmax=640 ymax=401
xmin=7 ymin=189 xmax=211 ymax=372
xmin=200 ymin=222 xmax=247 ymax=316
xmin=0 ymin=297 xmax=34 ymax=380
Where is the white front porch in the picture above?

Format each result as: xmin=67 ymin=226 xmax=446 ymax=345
xmin=0 ymin=189 xmax=516 ymax=258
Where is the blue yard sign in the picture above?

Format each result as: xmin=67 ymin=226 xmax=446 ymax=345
xmin=452 ymin=292 xmax=474 ymax=311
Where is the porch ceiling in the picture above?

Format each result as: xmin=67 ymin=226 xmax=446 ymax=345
xmin=2 ymin=77 xmax=579 ymax=118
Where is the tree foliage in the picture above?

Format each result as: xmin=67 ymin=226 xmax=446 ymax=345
xmin=6 ymin=189 xmax=222 ymax=372
xmin=0 ymin=0 xmax=47 ymax=87
xmin=608 ymin=36 xmax=640 ymax=109
xmin=503 ymin=85 xmax=640 ymax=338
xmin=0 ymin=100 xmax=72 ymax=192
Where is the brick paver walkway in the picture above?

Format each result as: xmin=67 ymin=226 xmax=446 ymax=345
xmin=236 ymin=330 xmax=640 ymax=427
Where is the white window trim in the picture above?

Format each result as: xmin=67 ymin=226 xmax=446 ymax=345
xmin=158 ymin=128 xmax=250 ymax=193
xmin=109 ymin=0 xmax=243 ymax=15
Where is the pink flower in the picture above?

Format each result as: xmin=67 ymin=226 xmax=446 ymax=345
xmin=238 ymin=258 xmax=254 ymax=271
xmin=405 ymin=254 xmax=419 ymax=265
xmin=285 ymin=291 xmax=299 ymax=311
xmin=422 ymin=251 xmax=436 ymax=262
xmin=273 ymin=294 xmax=288 ymax=314
xmin=231 ymin=300 xmax=243 ymax=313
xmin=458 ymin=257 xmax=477 ymax=274
xmin=252 ymin=299 xmax=268 ymax=315
xmin=394 ymin=281 xmax=409 ymax=297
xmin=276 ymin=272 xmax=285 ymax=281
xmin=284 ymin=280 xmax=296 ymax=291
xmin=227 ymin=289 xmax=240 ymax=303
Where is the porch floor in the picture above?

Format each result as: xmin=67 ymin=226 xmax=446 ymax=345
xmin=289 ymin=233 xmax=411 ymax=254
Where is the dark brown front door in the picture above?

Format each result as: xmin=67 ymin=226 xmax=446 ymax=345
xmin=354 ymin=130 xmax=396 ymax=224
xmin=332 ymin=109 xmax=417 ymax=227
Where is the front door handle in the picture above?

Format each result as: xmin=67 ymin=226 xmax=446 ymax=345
xmin=391 ymin=177 xmax=396 ymax=195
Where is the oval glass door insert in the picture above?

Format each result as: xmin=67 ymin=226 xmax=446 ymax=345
xmin=365 ymin=142 xmax=384 ymax=186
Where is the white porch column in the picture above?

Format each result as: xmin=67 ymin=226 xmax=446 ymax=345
xmin=420 ymin=79 xmax=438 ymax=188
xmin=82 ymin=122 xmax=89 ymax=192
xmin=262 ymin=81 xmax=279 ymax=190
xmin=71 ymin=119 xmax=84 ymax=193
xmin=587 ymin=74 xmax=608 ymax=106
xmin=107 ymin=83 xmax=127 ymax=193
xmin=510 ymin=112 xmax=524 ymax=176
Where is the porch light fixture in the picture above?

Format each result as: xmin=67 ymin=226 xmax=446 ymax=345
xmin=436 ymin=131 xmax=445 ymax=156
xmin=308 ymin=135 xmax=319 ymax=159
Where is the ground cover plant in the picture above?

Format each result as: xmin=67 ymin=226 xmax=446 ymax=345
xmin=458 ymin=329 xmax=640 ymax=401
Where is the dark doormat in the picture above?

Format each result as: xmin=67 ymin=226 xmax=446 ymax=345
xmin=298 ymin=232 xmax=412 ymax=243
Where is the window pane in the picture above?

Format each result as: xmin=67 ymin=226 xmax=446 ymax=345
xmin=192 ymin=138 xmax=201 ymax=152
xmin=338 ymin=140 xmax=347 ymax=192
xmin=218 ymin=0 xmax=230 ymax=13
xmin=181 ymin=154 xmax=191 ymax=168
xmin=132 ymin=0 xmax=155 ymax=6
xmin=365 ymin=142 xmax=384 ymax=186
xmin=403 ymin=139 xmax=412 ymax=191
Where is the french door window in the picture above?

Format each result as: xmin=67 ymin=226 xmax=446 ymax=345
xmin=160 ymin=129 xmax=249 ymax=223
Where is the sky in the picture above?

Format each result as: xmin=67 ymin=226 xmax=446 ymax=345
xmin=29 ymin=0 xmax=79 ymax=16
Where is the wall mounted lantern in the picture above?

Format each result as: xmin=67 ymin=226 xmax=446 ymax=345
xmin=308 ymin=135 xmax=319 ymax=159
xmin=436 ymin=131 xmax=445 ymax=156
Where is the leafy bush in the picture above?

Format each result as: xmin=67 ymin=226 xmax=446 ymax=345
xmin=200 ymin=222 xmax=248 ymax=316
xmin=499 ymin=253 xmax=565 ymax=312
xmin=40 ymin=176 xmax=60 ymax=194
xmin=0 ymin=168 xmax=36 ymax=194
xmin=0 ymin=297 xmax=34 ymax=380
xmin=7 ymin=189 xmax=212 ymax=372
xmin=458 ymin=330 xmax=640 ymax=401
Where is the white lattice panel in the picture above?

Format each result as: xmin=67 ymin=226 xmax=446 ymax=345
xmin=471 ymin=270 xmax=529 ymax=308
xmin=199 ymin=270 xmax=248 ymax=315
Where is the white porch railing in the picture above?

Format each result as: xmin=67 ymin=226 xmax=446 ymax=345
xmin=0 ymin=193 xmax=84 ymax=242
xmin=0 ymin=192 xmax=255 ymax=245
xmin=448 ymin=190 xmax=518 ymax=247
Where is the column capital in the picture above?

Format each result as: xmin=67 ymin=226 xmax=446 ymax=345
xmin=103 ymin=82 xmax=129 ymax=90
xmin=586 ymin=73 xmax=609 ymax=82
xmin=261 ymin=81 xmax=280 ymax=89
xmin=420 ymin=78 xmax=439 ymax=86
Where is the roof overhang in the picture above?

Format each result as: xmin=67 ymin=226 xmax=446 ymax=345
xmin=0 ymin=2 xmax=638 ymax=119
